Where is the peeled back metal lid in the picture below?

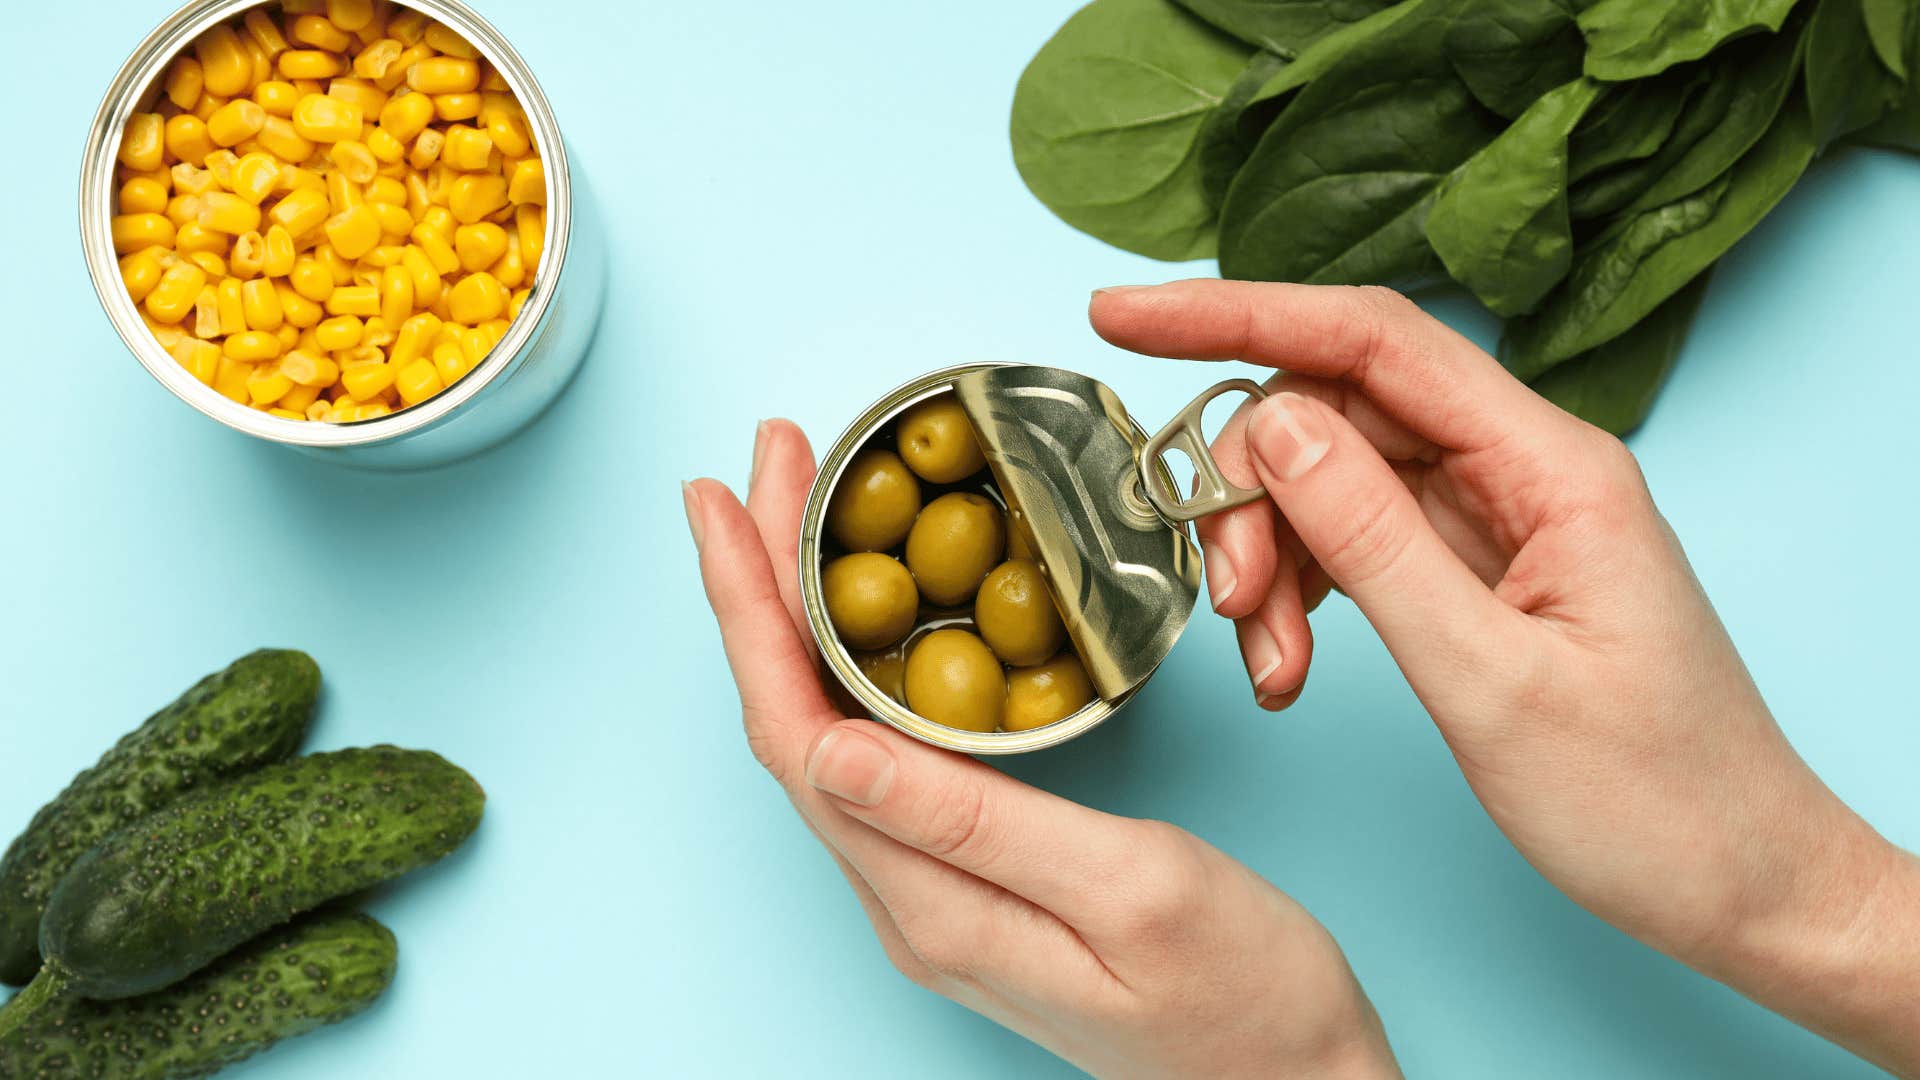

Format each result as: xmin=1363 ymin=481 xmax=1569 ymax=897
xmin=953 ymin=366 xmax=1201 ymax=701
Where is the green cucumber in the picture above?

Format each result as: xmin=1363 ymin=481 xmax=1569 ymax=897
xmin=0 ymin=746 xmax=479 ymax=1035
xmin=0 ymin=910 xmax=396 ymax=1079
xmin=0 ymin=650 xmax=321 ymax=986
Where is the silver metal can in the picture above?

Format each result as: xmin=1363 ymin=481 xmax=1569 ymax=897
xmin=800 ymin=364 xmax=1267 ymax=754
xmin=79 ymin=0 xmax=604 ymax=470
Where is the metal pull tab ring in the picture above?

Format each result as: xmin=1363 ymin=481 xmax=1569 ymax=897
xmin=1139 ymin=378 xmax=1270 ymax=524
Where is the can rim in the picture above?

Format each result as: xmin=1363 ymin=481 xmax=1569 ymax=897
xmin=800 ymin=364 xmax=1154 ymax=755
xmin=79 ymin=0 xmax=572 ymax=448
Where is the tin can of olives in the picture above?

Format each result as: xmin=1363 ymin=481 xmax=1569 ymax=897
xmin=78 ymin=0 xmax=604 ymax=470
xmin=800 ymin=363 xmax=1268 ymax=754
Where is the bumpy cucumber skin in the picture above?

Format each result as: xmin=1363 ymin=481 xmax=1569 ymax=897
xmin=40 ymin=747 xmax=480 ymax=1001
xmin=0 ymin=910 xmax=396 ymax=1079
xmin=0 ymin=651 xmax=321 ymax=986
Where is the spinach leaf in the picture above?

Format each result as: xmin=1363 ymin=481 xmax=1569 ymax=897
xmin=1443 ymin=0 xmax=1588 ymax=118
xmin=1427 ymin=78 xmax=1603 ymax=315
xmin=1568 ymin=70 xmax=1730 ymax=219
xmin=1010 ymin=0 xmax=1256 ymax=261
xmin=1503 ymin=95 xmax=1815 ymax=378
xmin=1807 ymin=0 xmax=1902 ymax=145
xmin=1234 ymin=0 xmax=1428 ymax=138
xmin=1219 ymin=0 xmax=1506 ymax=284
xmin=1568 ymin=73 xmax=1694 ymax=182
xmin=1531 ymin=269 xmax=1713 ymax=434
xmin=1197 ymin=51 xmax=1292 ymax=211
xmin=1577 ymin=0 xmax=1802 ymax=80
xmin=1862 ymin=0 xmax=1910 ymax=78
xmin=1171 ymin=0 xmax=1401 ymax=56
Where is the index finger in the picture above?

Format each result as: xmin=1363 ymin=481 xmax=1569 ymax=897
xmin=1089 ymin=279 xmax=1566 ymax=453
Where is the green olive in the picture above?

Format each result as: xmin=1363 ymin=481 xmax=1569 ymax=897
xmin=975 ymin=559 xmax=1067 ymax=667
xmin=827 ymin=449 xmax=921 ymax=552
xmin=897 ymin=396 xmax=986 ymax=484
xmin=904 ymin=629 xmax=1006 ymax=733
xmin=1002 ymin=653 xmax=1095 ymax=732
xmin=855 ymin=645 xmax=908 ymax=704
xmin=904 ymin=492 xmax=1006 ymax=606
xmin=823 ymin=553 xmax=918 ymax=650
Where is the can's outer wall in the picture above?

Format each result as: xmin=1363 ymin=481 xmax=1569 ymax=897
xmin=79 ymin=0 xmax=605 ymax=470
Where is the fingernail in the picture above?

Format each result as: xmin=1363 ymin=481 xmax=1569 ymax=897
xmin=682 ymin=481 xmax=705 ymax=552
xmin=1248 ymin=393 xmax=1331 ymax=484
xmin=806 ymin=728 xmax=896 ymax=807
xmin=1201 ymin=540 xmax=1235 ymax=611
xmin=1091 ymin=284 xmax=1150 ymax=297
xmin=749 ymin=420 xmax=770 ymax=490
xmin=1257 ymin=693 xmax=1287 ymax=711
xmin=1244 ymin=624 xmax=1282 ymax=691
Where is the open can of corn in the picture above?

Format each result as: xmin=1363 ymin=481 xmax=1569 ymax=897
xmin=80 ymin=0 xmax=604 ymax=469
xmin=799 ymin=364 xmax=1267 ymax=754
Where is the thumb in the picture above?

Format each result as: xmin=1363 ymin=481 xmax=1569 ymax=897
xmin=1244 ymin=392 xmax=1514 ymax=688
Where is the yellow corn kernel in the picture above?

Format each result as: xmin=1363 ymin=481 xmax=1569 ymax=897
xmin=253 ymin=79 xmax=300 ymax=116
xmin=326 ymin=0 xmax=374 ymax=30
xmin=242 ymin=34 xmax=274 ymax=89
xmin=145 ymin=263 xmax=207 ymax=324
xmin=165 ymin=194 xmax=202 ymax=228
xmin=239 ymin=277 xmax=284 ymax=331
xmin=205 ymin=149 xmax=241 ymax=188
xmin=277 ymin=321 xmax=304 ymax=349
xmin=433 ymin=92 xmax=482 ymax=122
xmin=408 ymin=56 xmax=479 ymax=94
xmin=305 ymin=399 xmax=334 ymax=421
xmin=507 ymin=158 xmax=545 ymax=206
xmin=399 ymin=245 xmax=442 ymax=307
xmin=210 ymin=277 xmax=242 ymax=334
xmin=387 ymin=7 xmax=427 ymax=43
xmin=230 ymin=152 xmax=280 ymax=204
xmin=186 ymin=251 xmax=228 ymax=278
xmin=177 ymin=223 xmax=229 ymax=257
xmin=374 ymin=42 xmax=431 ymax=91
xmin=340 ymin=360 xmax=395 ymax=399
xmin=515 ymin=204 xmax=545 ymax=268
xmin=165 ymin=163 xmax=210 ymax=197
xmin=162 ymin=115 xmax=213 ymax=167
xmin=433 ymin=320 xmax=463 ymax=347
xmin=263 ymin=225 xmax=297 ymax=276
xmin=395 ymin=358 xmax=443 ymax=405
xmin=460 ymin=325 xmax=492 ymax=367
xmin=433 ymin=339 xmax=466 ymax=384
xmin=289 ymin=255 xmax=334 ymax=301
xmin=353 ymin=401 xmax=393 ymax=420
xmin=256 ymin=115 xmax=316 ymax=162
xmin=198 ymin=290 xmax=226 ymax=341
xmin=447 ymin=173 xmax=507 ymax=224
xmin=240 ymin=8 xmax=289 ymax=57
xmin=210 ymin=357 xmax=250 ymax=401
xmin=367 ymin=201 xmax=412 ymax=238
xmin=279 ymin=49 xmax=344 ymax=80
xmin=292 ymin=76 xmax=325 ymax=96
xmin=440 ymin=125 xmax=490 ymax=171
xmin=270 ymin=188 xmax=331 ymax=236
xmin=324 ymin=205 xmax=381 ymax=259
xmin=292 ymin=93 xmax=362 ymax=142
xmin=408 ymin=128 xmax=444 ymax=169
xmin=315 ymin=243 xmax=354 ymax=284
xmin=291 ymin=14 xmax=352 ymax=52
xmin=327 ymin=77 xmax=387 ymax=117
xmin=276 ymin=379 xmax=320 ymax=413
xmin=326 ymin=284 xmax=379 ymax=316
xmin=245 ymin=362 xmax=294 ymax=403
xmin=276 ymin=163 xmax=327 ymax=196
xmin=409 ymin=223 xmax=458 ymax=274
xmin=261 ymin=406 xmax=300 ymax=419
xmin=489 ymin=232 xmax=525 ymax=290
xmin=315 ymin=314 xmax=363 ymax=349
xmin=389 ymin=310 xmax=439 ymax=366
xmin=142 ymin=317 xmax=188 ymax=350
xmin=229 ymin=230 xmax=266 ymax=279
xmin=354 ymin=38 xmax=403 ymax=80
xmin=198 ymin=192 xmax=263 ymax=235
xmin=357 ymin=315 xmax=395 ymax=347
xmin=206 ymin=100 xmax=266 ymax=147
xmin=171 ymin=338 xmax=222 ymax=385
xmin=365 ymin=126 xmax=405 ymax=163
xmin=446 ymin=271 xmax=503 ymax=324
xmin=225 ymin=330 xmax=284 ymax=363
xmin=485 ymin=111 xmax=530 ymax=159
xmin=118 ymin=174 xmax=170 ymax=217
xmin=327 ymin=139 xmax=378 ymax=185
xmin=324 ymin=173 xmax=362 ymax=217
xmin=419 ymin=204 xmax=455 ymax=236
xmin=196 ymin=25 xmax=252 ymax=97
xmin=359 ymin=244 xmax=407 ymax=269
xmin=164 ymin=56 xmax=205 ymax=110
xmin=120 ymin=248 xmax=167 ymax=301
xmin=422 ymin=22 xmax=476 ymax=58
xmin=361 ymin=175 xmax=406 ymax=206
xmin=506 ymin=287 xmax=530 ymax=323
xmin=277 ymin=282 xmax=324 ymax=327
xmin=452 ymin=222 xmax=506 ymax=271
xmin=118 ymin=114 xmax=164 ymax=171
xmin=191 ymin=93 xmax=226 ymax=123
xmin=279 ymin=348 xmax=340 ymax=387
xmin=375 ymin=264 xmax=413 ymax=326
xmin=378 ymin=90 xmax=434 ymax=141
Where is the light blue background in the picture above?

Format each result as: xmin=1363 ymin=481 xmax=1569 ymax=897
xmin=3 ymin=1 xmax=1916 ymax=1076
